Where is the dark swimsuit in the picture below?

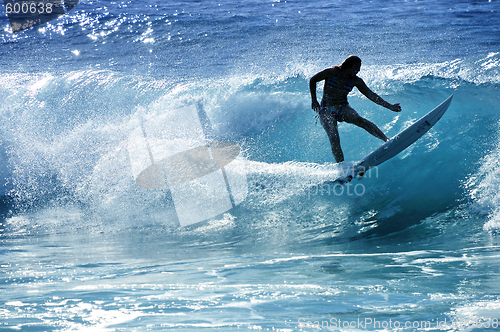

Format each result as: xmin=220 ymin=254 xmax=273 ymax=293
xmin=319 ymin=75 xmax=355 ymax=123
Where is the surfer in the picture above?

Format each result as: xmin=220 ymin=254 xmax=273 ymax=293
xmin=310 ymin=55 xmax=401 ymax=163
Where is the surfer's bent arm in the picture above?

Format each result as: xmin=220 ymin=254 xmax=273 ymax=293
xmin=356 ymin=78 xmax=401 ymax=112
xmin=310 ymin=69 xmax=334 ymax=112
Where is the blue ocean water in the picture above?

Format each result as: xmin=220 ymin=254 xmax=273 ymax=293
xmin=1 ymin=0 xmax=500 ymax=330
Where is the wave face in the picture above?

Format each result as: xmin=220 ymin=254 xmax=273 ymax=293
xmin=1 ymin=56 xmax=499 ymax=229
xmin=2 ymin=0 xmax=500 ymax=331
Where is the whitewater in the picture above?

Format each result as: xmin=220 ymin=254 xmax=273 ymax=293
xmin=1 ymin=0 xmax=500 ymax=331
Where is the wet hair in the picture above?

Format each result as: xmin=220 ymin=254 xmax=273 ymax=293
xmin=340 ymin=55 xmax=362 ymax=70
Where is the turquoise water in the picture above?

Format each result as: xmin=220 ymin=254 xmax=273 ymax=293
xmin=1 ymin=0 xmax=500 ymax=331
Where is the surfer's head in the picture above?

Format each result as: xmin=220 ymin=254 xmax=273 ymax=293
xmin=340 ymin=55 xmax=361 ymax=77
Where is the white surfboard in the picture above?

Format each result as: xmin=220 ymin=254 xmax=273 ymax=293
xmin=339 ymin=94 xmax=453 ymax=182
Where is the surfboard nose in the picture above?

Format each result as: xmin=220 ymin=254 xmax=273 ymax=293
xmin=354 ymin=94 xmax=453 ymax=175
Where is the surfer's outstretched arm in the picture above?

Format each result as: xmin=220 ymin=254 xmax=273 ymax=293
xmin=355 ymin=79 xmax=402 ymax=112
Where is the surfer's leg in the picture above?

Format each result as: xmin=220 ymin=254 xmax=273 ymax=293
xmin=340 ymin=105 xmax=389 ymax=142
xmin=327 ymin=127 xmax=344 ymax=163
xmin=319 ymin=111 xmax=344 ymax=162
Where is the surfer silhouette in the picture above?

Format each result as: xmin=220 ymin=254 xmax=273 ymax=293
xmin=310 ymin=55 xmax=401 ymax=163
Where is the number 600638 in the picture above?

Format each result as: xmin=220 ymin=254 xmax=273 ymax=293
xmin=6 ymin=2 xmax=54 ymax=15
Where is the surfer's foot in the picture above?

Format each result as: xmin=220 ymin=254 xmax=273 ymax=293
xmin=357 ymin=170 xmax=366 ymax=179
xmin=337 ymin=175 xmax=353 ymax=185
xmin=345 ymin=175 xmax=353 ymax=183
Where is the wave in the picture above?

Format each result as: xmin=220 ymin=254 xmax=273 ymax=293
xmin=466 ymin=122 xmax=500 ymax=232
xmin=362 ymin=52 xmax=500 ymax=86
xmin=1 ymin=54 xmax=499 ymax=234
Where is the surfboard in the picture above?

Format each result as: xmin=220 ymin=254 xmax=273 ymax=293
xmin=338 ymin=94 xmax=453 ymax=182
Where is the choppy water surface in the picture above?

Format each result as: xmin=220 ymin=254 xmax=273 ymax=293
xmin=2 ymin=0 xmax=500 ymax=330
